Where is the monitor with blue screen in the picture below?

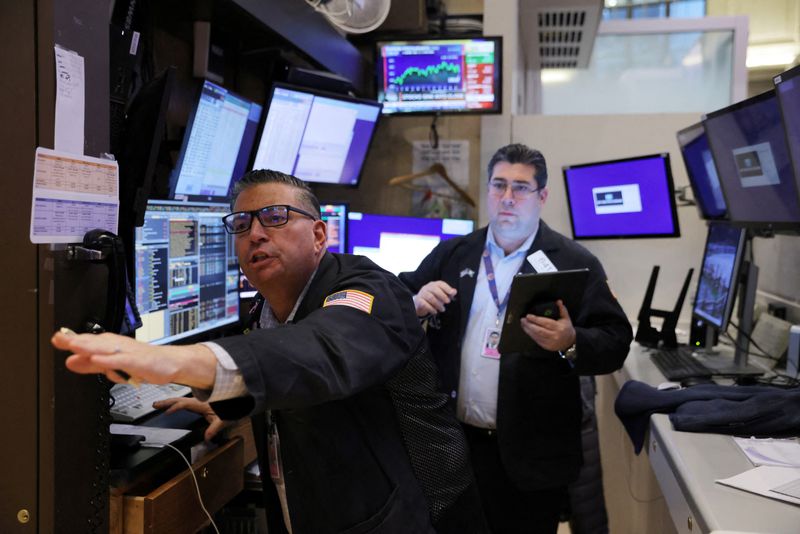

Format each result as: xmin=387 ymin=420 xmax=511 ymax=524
xmin=677 ymin=122 xmax=727 ymax=220
xmin=347 ymin=212 xmax=474 ymax=275
xmin=135 ymin=200 xmax=239 ymax=344
xmin=774 ymin=64 xmax=800 ymax=214
xmin=702 ymin=89 xmax=800 ymax=230
xmin=169 ymin=80 xmax=262 ymax=202
xmin=692 ymin=222 xmax=746 ymax=331
xmin=562 ymin=153 xmax=680 ymax=240
xmin=251 ymin=84 xmax=381 ymax=186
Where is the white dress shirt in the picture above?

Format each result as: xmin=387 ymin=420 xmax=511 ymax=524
xmin=457 ymin=227 xmax=537 ymax=429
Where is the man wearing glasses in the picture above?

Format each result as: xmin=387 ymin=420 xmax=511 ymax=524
xmin=53 ymin=170 xmax=487 ymax=534
xmin=399 ymin=144 xmax=632 ymax=534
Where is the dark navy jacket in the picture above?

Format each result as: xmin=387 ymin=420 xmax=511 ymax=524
xmin=399 ymin=222 xmax=632 ymax=490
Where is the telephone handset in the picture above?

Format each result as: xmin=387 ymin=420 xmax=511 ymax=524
xmin=69 ymin=229 xmax=140 ymax=335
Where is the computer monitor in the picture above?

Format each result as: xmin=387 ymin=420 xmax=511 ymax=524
xmin=774 ymin=64 xmax=800 ymax=213
xmin=676 ymin=122 xmax=727 ymax=220
xmin=135 ymin=200 xmax=239 ymax=344
xmin=321 ymin=203 xmax=348 ymax=254
xmin=692 ymin=222 xmax=746 ymax=333
xmin=347 ymin=212 xmax=474 ymax=275
xmin=238 ymin=203 xmax=349 ymax=299
xmin=562 ymin=153 xmax=681 ymax=240
xmin=169 ymin=80 xmax=263 ymax=202
xmin=702 ymin=90 xmax=800 ymax=231
xmin=251 ymin=83 xmax=381 ymax=186
xmin=376 ymin=36 xmax=502 ymax=116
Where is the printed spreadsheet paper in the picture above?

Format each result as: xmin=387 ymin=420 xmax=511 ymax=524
xmin=29 ymin=147 xmax=119 ymax=244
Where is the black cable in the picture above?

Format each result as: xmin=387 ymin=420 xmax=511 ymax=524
xmin=726 ymin=320 xmax=781 ymax=361
xmin=429 ymin=113 xmax=440 ymax=149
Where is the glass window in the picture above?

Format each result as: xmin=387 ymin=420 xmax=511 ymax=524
xmin=670 ymin=1 xmax=706 ymax=18
xmin=540 ymin=30 xmax=733 ymax=114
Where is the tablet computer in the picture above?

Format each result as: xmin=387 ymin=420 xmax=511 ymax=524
xmin=498 ymin=268 xmax=589 ymax=355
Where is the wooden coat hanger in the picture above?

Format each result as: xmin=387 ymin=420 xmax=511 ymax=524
xmin=388 ymin=163 xmax=476 ymax=207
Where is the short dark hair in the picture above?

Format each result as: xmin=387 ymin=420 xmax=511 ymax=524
xmin=231 ymin=169 xmax=320 ymax=217
xmin=487 ymin=143 xmax=548 ymax=188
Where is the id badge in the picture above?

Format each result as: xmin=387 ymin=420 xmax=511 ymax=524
xmin=268 ymin=422 xmax=284 ymax=484
xmin=481 ymin=327 xmax=502 ymax=359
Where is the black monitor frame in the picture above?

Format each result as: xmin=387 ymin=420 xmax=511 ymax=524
xmin=676 ymin=121 xmax=728 ymax=221
xmin=773 ymin=63 xmax=800 ymax=221
xmin=562 ymin=153 xmax=681 ymax=240
xmin=168 ymin=79 xmax=262 ymax=203
xmin=319 ymin=201 xmax=349 ymax=254
xmin=691 ymin=221 xmax=747 ymax=334
xmin=702 ymin=89 xmax=800 ymax=234
xmin=251 ymin=82 xmax=382 ymax=188
xmin=375 ymin=35 xmax=503 ymax=117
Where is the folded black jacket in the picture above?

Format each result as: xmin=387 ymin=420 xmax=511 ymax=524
xmin=614 ymin=380 xmax=800 ymax=454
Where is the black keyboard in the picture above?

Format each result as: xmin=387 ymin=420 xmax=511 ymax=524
xmin=651 ymin=347 xmax=713 ymax=380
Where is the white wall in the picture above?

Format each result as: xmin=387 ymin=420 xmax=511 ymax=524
xmin=511 ymin=113 xmax=707 ymax=326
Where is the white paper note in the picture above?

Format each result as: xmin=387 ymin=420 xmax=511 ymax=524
xmin=716 ymin=466 xmax=800 ymax=506
xmin=54 ymin=45 xmax=85 ymax=155
xmin=29 ymin=147 xmax=119 ymax=243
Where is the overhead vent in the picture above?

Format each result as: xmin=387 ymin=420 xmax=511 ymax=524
xmin=519 ymin=0 xmax=603 ymax=69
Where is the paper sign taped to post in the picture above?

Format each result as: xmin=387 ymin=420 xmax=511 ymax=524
xmin=29 ymin=147 xmax=119 ymax=243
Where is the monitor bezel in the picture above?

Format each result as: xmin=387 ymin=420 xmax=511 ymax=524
xmin=136 ymin=199 xmax=240 ymax=346
xmin=773 ymin=63 xmax=800 ymax=228
xmin=251 ymin=82 xmax=383 ymax=188
xmin=168 ymin=80 xmax=263 ymax=204
xmin=691 ymin=221 xmax=746 ymax=331
xmin=375 ymin=35 xmax=503 ymax=117
xmin=318 ymin=201 xmax=350 ymax=254
xmin=562 ymin=152 xmax=681 ymax=241
xmin=702 ymin=88 xmax=800 ymax=233
xmin=676 ymin=121 xmax=728 ymax=221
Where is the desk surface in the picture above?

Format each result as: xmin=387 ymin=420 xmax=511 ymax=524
xmin=619 ymin=344 xmax=800 ymax=534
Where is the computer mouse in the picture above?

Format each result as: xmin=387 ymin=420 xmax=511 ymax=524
xmin=679 ymin=376 xmax=716 ymax=388
xmin=656 ymin=381 xmax=682 ymax=391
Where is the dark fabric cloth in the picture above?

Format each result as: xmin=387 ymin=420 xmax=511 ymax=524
xmin=614 ymin=380 xmax=800 ymax=454
xmin=399 ymin=222 xmax=632 ymax=490
xmin=566 ymin=376 xmax=609 ymax=534
xmin=463 ymin=423 xmax=567 ymax=534
xmin=211 ymin=253 xmax=488 ymax=534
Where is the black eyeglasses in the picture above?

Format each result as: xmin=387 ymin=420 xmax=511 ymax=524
xmin=488 ymin=179 xmax=543 ymax=199
xmin=222 ymin=204 xmax=318 ymax=234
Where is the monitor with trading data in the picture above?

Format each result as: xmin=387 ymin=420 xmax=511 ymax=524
xmin=692 ymin=222 xmax=746 ymax=331
xmin=347 ymin=212 xmax=474 ymax=275
xmin=376 ymin=37 xmax=502 ymax=115
xmin=135 ymin=200 xmax=239 ymax=344
xmin=251 ymin=84 xmax=381 ymax=186
xmin=703 ymin=90 xmax=800 ymax=230
xmin=562 ymin=153 xmax=680 ymax=240
xmin=169 ymin=80 xmax=262 ymax=202
xmin=774 ymin=64 xmax=800 ymax=210
xmin=677 ymin=122 xmax=727 ymax=220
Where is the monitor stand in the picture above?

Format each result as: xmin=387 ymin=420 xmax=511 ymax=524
xmin=635 ymin=265 xmax=693 ymax=349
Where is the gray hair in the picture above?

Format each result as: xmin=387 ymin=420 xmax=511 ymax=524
xmin=230 ymin=169 xmax=320 ymax=217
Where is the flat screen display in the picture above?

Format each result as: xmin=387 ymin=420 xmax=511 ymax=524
xmin=135 ymin=200 xmax=239 ymax=344
xmin=347 ymin=212 xmax=474 ymax=275
xmin=562 ymin=153 xmax=680 ymax=240
xmin=703 ymin=90 xmax=800 ymax=229
xmin=251 ymin=84 xmax=381 ymax=186
xmin=692 ymin=222 xmax=745 ymax=330
xmin=169 ymin=80 xmax=262 ymax=202
xmin=677 ymin=122 xmax=727 ymax=220
xmin=376 ymin=37 xmax=502 ymax=115
xmin=774 ymin=64 xmax=800 ymax=215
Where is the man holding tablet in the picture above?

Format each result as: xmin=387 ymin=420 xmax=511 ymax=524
xmin=400 ymin=143 xmax=632 ymax=534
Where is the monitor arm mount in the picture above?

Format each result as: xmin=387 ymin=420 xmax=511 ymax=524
xmin=635 ymin=265 xmax=694 ymax=349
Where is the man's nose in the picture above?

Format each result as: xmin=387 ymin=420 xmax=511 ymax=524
xmin=501 ymin=186 xmax=516 ymax=204
xmin=248 ymin=218 xmax=270 ymax=241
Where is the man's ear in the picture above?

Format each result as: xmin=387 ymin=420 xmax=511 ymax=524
xmin=539 ymin=187 xmax=549 ymax=205
xmin=313 ymin=219 xmax=328 ymax=253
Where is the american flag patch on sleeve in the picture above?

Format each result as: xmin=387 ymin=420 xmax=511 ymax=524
xmin=323 ymin=289 xmax=374 ymax=314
